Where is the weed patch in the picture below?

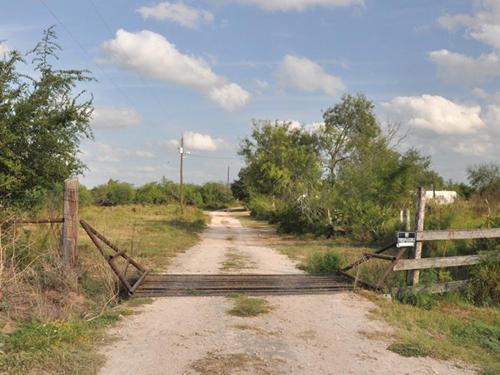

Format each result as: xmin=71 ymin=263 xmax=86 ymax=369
xmin=304 ymin=251 xmax=342 ymax=274
xmin=227 ymin=295 xmax=272 ymax=317
xmin=368 ymin=292 xmax=500 ymax=374
xmin=387 ymin=342 xmax=431 ymax=357
xmin=221 ymin=249 xmax=254 ymax=271
xmin=190 ymin=351 xmax=275 ymax=375
xmin=0 ymin=311 xmax=121 ymax=374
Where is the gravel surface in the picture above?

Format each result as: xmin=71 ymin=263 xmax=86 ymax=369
xmin=98 ymin=211 xmax=475 ymax=375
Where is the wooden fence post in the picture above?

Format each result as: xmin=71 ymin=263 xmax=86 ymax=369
xmin=408 ymin=187 xmax=426 ymax=286
xmin=62 ymin=177 xmax=79 ymax=267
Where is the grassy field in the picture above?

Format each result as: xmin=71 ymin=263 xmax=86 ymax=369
xmin=232 ymin=211 xmax=500 ymax=374
xmin=0 ymin=204 xmax=205 ymax=374
xmin=79 ymin=204 xmax=206 ymax=271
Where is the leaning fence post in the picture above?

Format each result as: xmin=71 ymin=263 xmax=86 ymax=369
xmin=62 ymin=177 xmax=79 ymax=267
xmin=408 ymin=187 xmax=426 ymax=286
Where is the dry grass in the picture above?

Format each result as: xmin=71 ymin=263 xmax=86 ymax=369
xmin=79 ymin=204 xmax=206 ymax=271
xmin=190 ymin=351 xmax=277 ymax=375
xmin=0 ymin=204 xmax=206 ymax=374
xmin=221 ymin=248 xmax=255 ymax=271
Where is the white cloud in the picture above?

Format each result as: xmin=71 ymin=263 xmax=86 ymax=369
xmin=383 ymin=95 xmax=485 ymax=135
xmin=93 ymin=142 xmax=126 ymax=163
xmin=100 ymin=29 xmax=250 ymax=111
xmin=135 ymin=150 xmax=155 ymax=158
xmin=277 ymin=54 xmax=345 ymax=96
xmin=234 ymin=0 xmax=363 ymax=12
xmin=0 ymin=42 xmax=10 ymax=56
xmin=275 ymin=119 xmax=302 ymax=130
xmin=429 ymin=49 xmax=500 ymax=85
xmin=484 ymin=104 xmax=500 ymax=135
xmin=167 ymin=131 xmax=221 ymax=151
xmin=208 ymin=83 xmax=250 ymax=112
xmin=452 ymin=141 xmax=492 ymax=156
xmin=438 ymin=1 xmax=500 ymax=50
xmin=137 ymin=2 xmax=214 ymax=29
xmin=255 ymin=79 xmax=270 ymax=90
xmin=303 ymin=121 xmax=325 ymax=133
xmin=91 ymin=106 xmax=141 ymax=128
xmin=183 ymin=131 xmax=218 ymax=151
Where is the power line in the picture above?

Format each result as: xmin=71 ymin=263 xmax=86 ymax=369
xmin=38 ymin=0 xmax=138 ymax=109
xmin=86 ymin=0 xmax=166 ymax=111
xmin=187 ymin=153 xmax=240 ymax=160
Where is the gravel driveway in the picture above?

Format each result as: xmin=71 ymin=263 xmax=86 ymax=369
xmin=98 ymin=211 xmax=474 ymax=375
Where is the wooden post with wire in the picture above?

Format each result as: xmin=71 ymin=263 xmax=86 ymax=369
xmin=62 ymin=177 xmax=79 ymax=267
xmin=179 ymin=136 xmax=184 ymax=212
xmin=408 ymin=186 xmax=426 ymax=286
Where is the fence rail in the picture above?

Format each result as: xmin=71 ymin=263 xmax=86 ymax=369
xmin=393 ymin=255 xmax=482 ymax=271
xmin=417 ymin=228 xmax=500 ymax=241
xmin=0 ymin=218 xmax=64 ymax=225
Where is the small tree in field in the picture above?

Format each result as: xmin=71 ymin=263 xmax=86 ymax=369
xmin=0 ymin=26 xmax=94 ymax=207
xmin=467 ymin=162 xmax=500 ymax=198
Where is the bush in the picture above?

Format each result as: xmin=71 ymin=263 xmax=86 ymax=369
xmin=396 ymin=289 xmax=437 ymax=310
xmin=305 ymin=251 xmax=342 ymax=274
xmin=200 ymin=182 xmax=234 ymax=209
xmin=91 ymin=179 xmax=135 ymax=206
xmin=468 ymin=253 xmax=500 ymax=307
xmin=78 ymin=185 xmax=93 ymax=207
xmin=247 ymin=194 xmax=275 ymax=220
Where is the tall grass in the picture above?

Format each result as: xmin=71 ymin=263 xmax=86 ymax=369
xmin=0 ymin=204 xmax=206 ymax=374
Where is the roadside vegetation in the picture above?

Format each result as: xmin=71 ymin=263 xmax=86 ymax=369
xmin=86 ymin=178 xmax=234 ymax=210
xmin=232 ymin=92 xmax=499 ymax=372
xmin=368 ymin=292 xmax=500 ymax=375
xmin=0 ymin=28 xmax=213 ymax=374
xmin=235 ymin=213 xmax=499 ymax=373
xmin=0 ymin=204 xmax=206 ymax=374
xmin=227 ymin=294 xmax=272 ymax=317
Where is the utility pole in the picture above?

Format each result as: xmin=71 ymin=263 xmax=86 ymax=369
xmin=226 ymin=165 xmax=230 ymax=188
xmin=179 ymin=136 xmax=184 ymax=212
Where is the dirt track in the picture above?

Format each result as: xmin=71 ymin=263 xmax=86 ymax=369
xmin=98 ymin=211 xmax=474 ymax=375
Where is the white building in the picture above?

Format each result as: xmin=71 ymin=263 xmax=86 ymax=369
xmin=425 ymin=190 xmax=458 ymax=204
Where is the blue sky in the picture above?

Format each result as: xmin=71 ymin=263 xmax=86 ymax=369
xmin=1 ymin=0 xmax=499 ymax=186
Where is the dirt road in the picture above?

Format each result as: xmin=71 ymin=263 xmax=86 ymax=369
xmin=98 ymin=211 xmax=473 ymax=375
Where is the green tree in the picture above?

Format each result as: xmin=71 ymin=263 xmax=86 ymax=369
xmin=467 ymin=162 xmax=500 ymax=196
xmin=320 ymin=94 xmax=381 ymax=184
xmin=0 ymin=26 xmax=93 ymax=207
xmin=239 ymin=120 xmax=321 ymax=198
xmin=237 ymin=95 xmax=442 ymax=240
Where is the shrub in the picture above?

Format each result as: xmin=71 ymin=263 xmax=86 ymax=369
xmin=135 ymin=182 xmax=167 ymax=204
xmin=247 ymin=194 xmax=275 ymax=220
xmin=396 ymin=289 xmax=437 ymax=310
xmin=305 ymin=251 xmax=342 ymax=274
xmin=468 ymin=253 xmax=500 ymax=307
xmin=78 ymin=185 xmax=93 ymax=207
xmin=91 ymin=179 xmax=135 ymax=206
xmin=200 ymin=182 xmax=234 ymax=209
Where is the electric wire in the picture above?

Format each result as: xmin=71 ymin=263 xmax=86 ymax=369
xmin=86 ymin=0 xmax=167 ymax=110
xmin=38 ymin=0 xmax=138 ymax=109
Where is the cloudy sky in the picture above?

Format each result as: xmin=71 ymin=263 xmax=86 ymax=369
xmin=1 ymin=0 xmax=499 ymax=186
